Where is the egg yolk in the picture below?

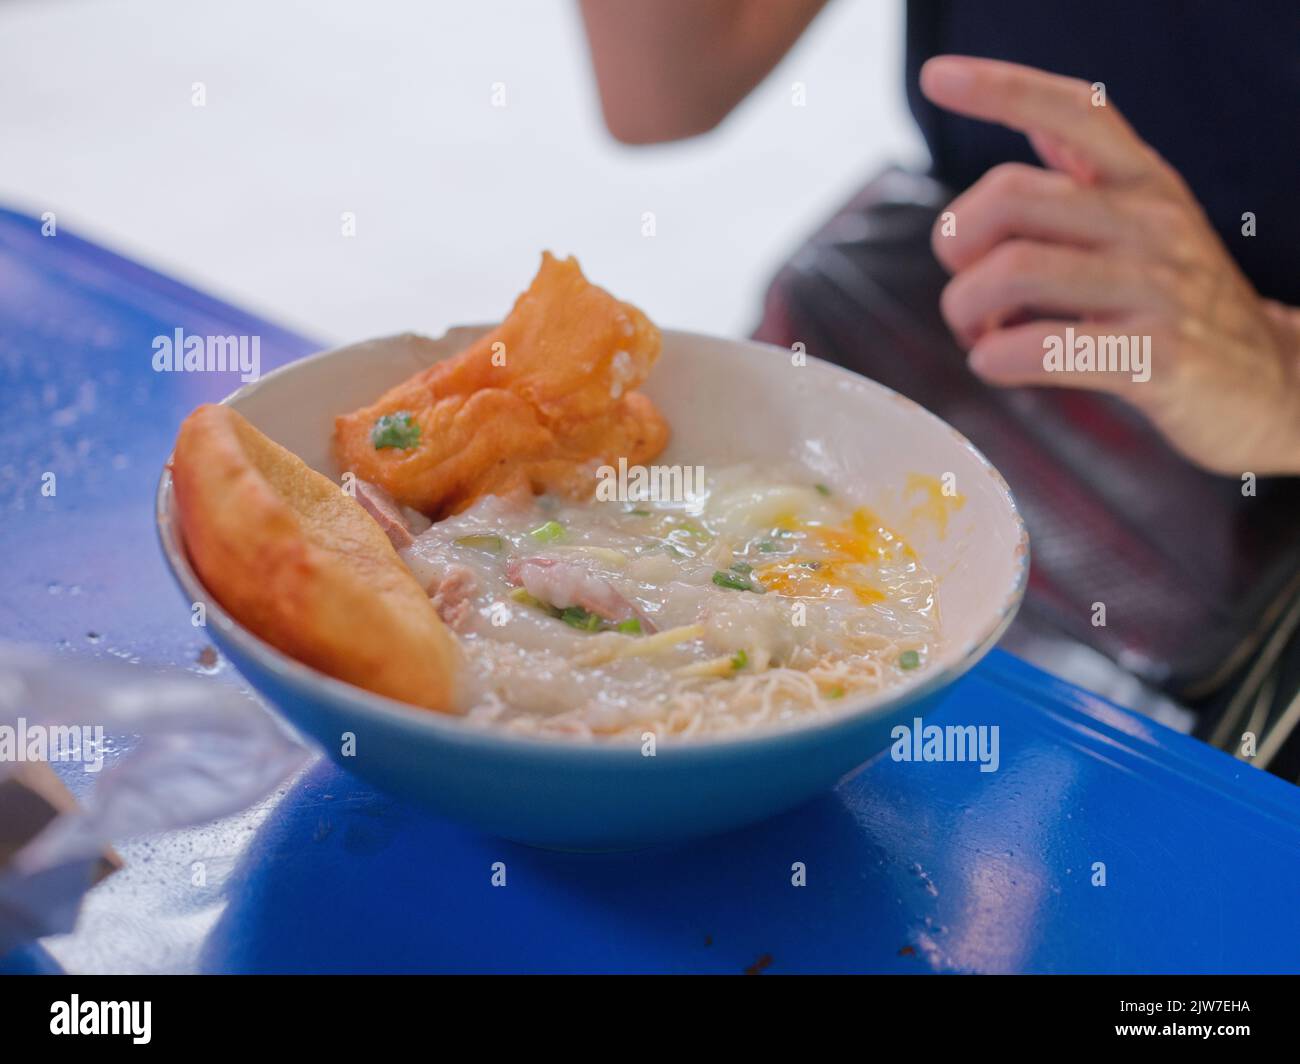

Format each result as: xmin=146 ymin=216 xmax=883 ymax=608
xmin=756 ymin=508 xmax=913 ymax=604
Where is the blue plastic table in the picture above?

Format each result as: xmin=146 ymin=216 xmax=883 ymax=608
xmin=2 ymin=207 xmax=1298 ymax=974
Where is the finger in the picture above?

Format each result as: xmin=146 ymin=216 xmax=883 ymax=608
xmin=968 ymin=320 xmax=1157 ymax=393
xmin=1027 ymin=131 xmax=1101 ymax=186
xmin=932 ymin=163 xmax=1133 ymax=273
xmin=920 ymin=55 xmax=1153 ymax=184
xmin=940 ymin=241 xmax=1163 ymax=348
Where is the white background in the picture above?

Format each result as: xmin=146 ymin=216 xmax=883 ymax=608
xmin=0 ymin=0 xmax=922 ymax=344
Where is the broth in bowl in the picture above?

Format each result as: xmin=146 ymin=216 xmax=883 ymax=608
xmin=400 ymin=463 xmax=939 ymax=740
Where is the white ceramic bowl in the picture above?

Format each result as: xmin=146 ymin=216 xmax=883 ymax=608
xmin=157 ymin=328 xmax=1028 ymax=849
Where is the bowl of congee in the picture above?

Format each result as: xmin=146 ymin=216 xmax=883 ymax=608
xmin=156 ymin=254 xmax=1028 ymax=849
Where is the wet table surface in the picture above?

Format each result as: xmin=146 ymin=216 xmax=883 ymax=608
xmin=2 ymin=206 xmax=1298 ymax=974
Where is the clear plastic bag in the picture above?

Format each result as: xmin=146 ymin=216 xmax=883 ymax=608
xmin=0 ymin=644 xmax=308 ymax=955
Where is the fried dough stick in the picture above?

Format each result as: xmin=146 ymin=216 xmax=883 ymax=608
xmin=172 ymin=405 xmax=463 ymax=713
xmin=334 ymin=253 xmax=668 ymax=517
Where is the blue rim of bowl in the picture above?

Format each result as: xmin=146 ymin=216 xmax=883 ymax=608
xmin=155 ymin=327 xmax=1030 ymax=759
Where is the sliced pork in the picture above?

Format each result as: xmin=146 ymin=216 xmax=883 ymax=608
xmin=355 ymin=478 xmax=429 ymax=549
xmin=506 ymin=556 xmax=654 ymax=631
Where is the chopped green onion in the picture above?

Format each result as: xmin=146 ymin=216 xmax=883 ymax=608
xmin=731 ymin=648 xmax=748 ymax=671
xmin=529 ymin=520 xmax=565 ymax=543
xmin=616 ymin=618 xmax=643 ymax=635
xmin=629 ymin=508 xmax=651 ymax=517
xmin=899 ymin=649 xmax=921 ymax=670
xmin=453 ymin=533 xmax=503 ymax=553
xmin=814 ymin=483 xmax=832 ymax=496
xmin=757 ymin=540 xmax=778 ymax=553
xmin=772 ymin=527 xmax=795 ymax=539
xmin=712 ymin=570 xmax=754 ymax=592
xmin=730 ymin=561 xmax=753 ymax=575
xmin=560 ymin=606 xmax=603 ymax=631
xmin=370 ymin=411 xmax=421 ymax=450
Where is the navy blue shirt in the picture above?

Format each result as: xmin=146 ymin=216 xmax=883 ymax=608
xmin=905 ymin=0 xmax=1300 ymax=304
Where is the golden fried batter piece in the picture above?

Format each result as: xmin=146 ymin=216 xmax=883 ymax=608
xmin=172 ymin=405 xmax=463 ymax=713
xmin=333 ymin=253 xmax=668 ymax=517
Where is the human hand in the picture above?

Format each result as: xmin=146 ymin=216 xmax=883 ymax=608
xmin=921 ymin=55 xmax=1300 ymax=476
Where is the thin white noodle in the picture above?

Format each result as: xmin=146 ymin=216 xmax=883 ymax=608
xmin=514 ymin=637 xmax=907 ymax=742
